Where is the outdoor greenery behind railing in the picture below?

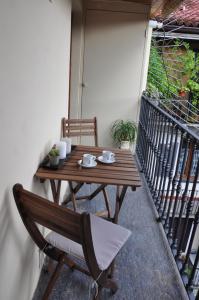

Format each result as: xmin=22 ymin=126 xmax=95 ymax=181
xmin=147 ymin=39 xmax=199 ymax=108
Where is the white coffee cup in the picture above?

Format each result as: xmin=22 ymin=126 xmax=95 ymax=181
xmin=82 ymin=154 xmax=96 ymax=166
xmin=102 ymin=150 xmax=115 ymax=162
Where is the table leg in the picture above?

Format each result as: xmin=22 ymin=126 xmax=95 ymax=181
xmin=50 ymin=180 xmax=61 ymax=204
xmin=113 ymin=186 xmax=120 ymax=224
xmin=102 ymin=188 xmax=111 ymax=218
xmin=113 ymin=186 xmax=128 ymax=223
xmin=119 ymin=186 xmax=128 ymax=210
xmin=69 ymin=182 xmax=77 ymax=211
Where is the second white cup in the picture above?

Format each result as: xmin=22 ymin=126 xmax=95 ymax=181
xmin=102 ymin=150 xmax=115 ymax=162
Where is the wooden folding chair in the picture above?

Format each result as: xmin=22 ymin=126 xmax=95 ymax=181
xmin=62 ymin=117 xmax=111 ymax=217
xmin=13 ymin=184 xmax=131 ymax=300
xmin=62 ymin=117 xmax=98 ymax=146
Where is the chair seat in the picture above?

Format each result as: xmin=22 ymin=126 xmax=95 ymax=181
xmin=46 ymin=213 xmax=131 ymax=270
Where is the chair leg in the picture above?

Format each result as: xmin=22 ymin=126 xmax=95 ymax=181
xmin=42 ymin=258 xmax=64 ymax=300
xmin=106 ymin=279 xmax=118 ymax=295
xmin=108 ymin=261 xmax=115 ymax=279
xmin=93 ymin=287 xmax=101 ymax=300
xmin=45 ymin=258 xmax=54 ymax=274
xmin=99 ymin=276 xmax=118 ymax=295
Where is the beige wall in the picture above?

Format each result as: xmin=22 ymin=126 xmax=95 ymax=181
xmin=0 ymin=1 xmax=71 ymax=299
xmin=70 ymin=1 xmax=150 ymax=147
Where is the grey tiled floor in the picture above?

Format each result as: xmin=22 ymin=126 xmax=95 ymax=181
xmin=33 ymin=175 xmax=188 ymax=300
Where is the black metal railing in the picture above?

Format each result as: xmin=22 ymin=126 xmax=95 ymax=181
xmin=136 ymin=95 xmax=199 ymax=299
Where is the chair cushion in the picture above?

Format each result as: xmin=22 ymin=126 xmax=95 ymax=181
xmin=45 ymin=231 xmax=84 ymax=260
xmin=45 ymin=213 xmax=131 ymax=270
xmin=90 ymin=214 xmax=131 ymax=270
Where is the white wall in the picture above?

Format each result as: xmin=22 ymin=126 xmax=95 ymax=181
xmin=0 ymin=1 xmax=71 ymax=299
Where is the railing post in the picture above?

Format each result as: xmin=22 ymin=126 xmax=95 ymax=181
xmin=176 ymin=142 xmax=199 ymax=259
xmin=161 ymin=124 xmax=178 ymax=223
xmin=186 ymin=246 xmax=199 ymax=294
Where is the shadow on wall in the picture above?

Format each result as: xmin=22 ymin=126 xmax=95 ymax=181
xmin=0 ymin=187 xmax=37 ymax=300
xmin=0 ymin=169 xmax=68 ymax=300
xmin=0 ymin=179 xmax=51 ymax=300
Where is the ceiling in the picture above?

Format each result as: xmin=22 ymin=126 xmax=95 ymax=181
xmin=118 ymin=0 xmax=184 ymax=17
xmin=82 ymin=0 xmax=184 ymax=17
xmin=121 ymin=0 xmax=152 ymax=3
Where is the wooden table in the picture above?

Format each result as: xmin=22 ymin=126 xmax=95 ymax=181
xmin=35 ymin=145 xmax=141 ymax=223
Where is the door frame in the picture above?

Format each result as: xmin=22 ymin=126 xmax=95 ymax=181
xmin=68 ymin=0 xmax=86 ymax=119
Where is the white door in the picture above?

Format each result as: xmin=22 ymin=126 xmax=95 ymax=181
xmin=81 ymin=9 xmax=147 ymax=147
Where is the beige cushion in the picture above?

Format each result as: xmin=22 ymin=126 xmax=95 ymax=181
xmin=46 ymin=213 xmax=131 ymax=270
xmin=90 ymin=214 xmax=131 ymax=270
xmin=46 ymin=231 xmax=84 ymax=260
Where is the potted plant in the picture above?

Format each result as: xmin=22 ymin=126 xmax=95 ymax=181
xmin=48 ymin=148 xmax=60 ymax=166
xmin=111 ymin=119 xmax=137 ymax=150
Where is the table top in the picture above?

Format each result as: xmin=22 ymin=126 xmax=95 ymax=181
xmin=35 ymin=145 xmax=141 ymax=187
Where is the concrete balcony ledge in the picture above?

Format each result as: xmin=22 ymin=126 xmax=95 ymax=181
xmin=33 ymin=172 xmax=188 ymax=300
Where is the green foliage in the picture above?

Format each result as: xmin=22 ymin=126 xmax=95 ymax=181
xmin=49 ymin=148 xmax=59 ymax=157
xmin=147 ymin=46 xmax=179 ymax=98
xmin=147 ymin=39 xmax=199 ymax=103
xmin=187 ymin=79 xmax=199 ymax=92
xmin=111 ymin=120 xmax=137 ymax=145
xmin=180 ymin=42 xmax=198 ymax=77
xmin=184 ymin=265 xmax=193 ymax=278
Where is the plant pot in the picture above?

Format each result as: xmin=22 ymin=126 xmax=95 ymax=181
xmin=179 ymin=90 xmax=186 ymax=97
xmin=49 ymin=156 xmax=59 ymax=167
xmin=120 ymin=141 xmax=130 ymax=150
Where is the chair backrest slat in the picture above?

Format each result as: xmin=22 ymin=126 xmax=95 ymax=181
xmin=62 ymin=117 xmax=98 ymax=146
xmin=65 ymin=131 xmax=95 ymax=137
xmin=65 ymin=118 xmax=96 ymax=124
xmin=13 ymin=185 xmax=82 ymax=244
xmin=64 ymin=125 xmax=95 ymax=131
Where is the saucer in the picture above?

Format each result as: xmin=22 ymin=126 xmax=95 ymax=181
xmin=77 ymin=160 xmax=97 ymax=168
xmin=97 ymin=156 xmax=116 ymax=164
